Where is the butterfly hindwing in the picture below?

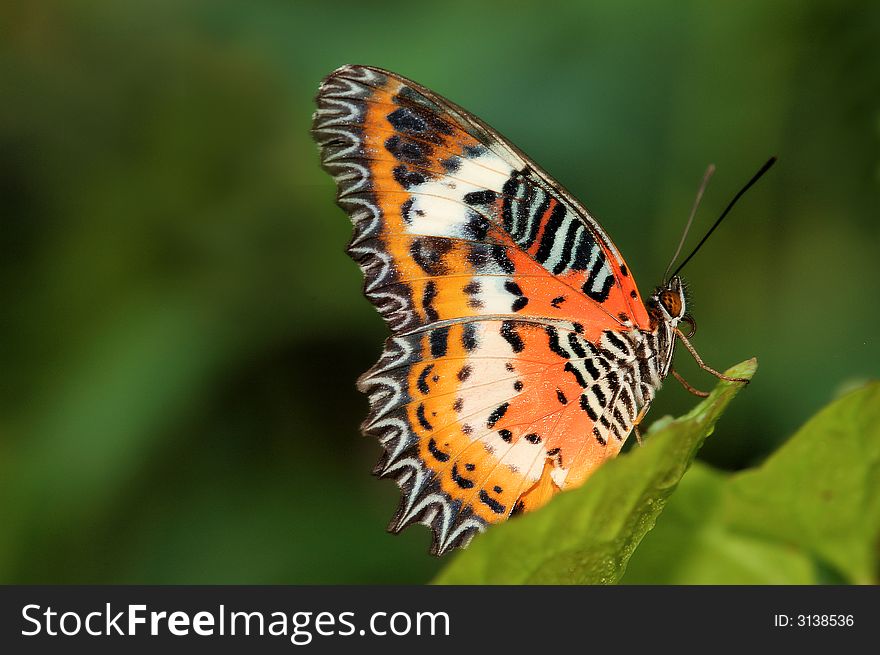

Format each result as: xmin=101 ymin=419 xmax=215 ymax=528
xmin=357 ymin=319 xmax=648 ymax=554
xmin=313 ymin=65 xmax=656 ymax=553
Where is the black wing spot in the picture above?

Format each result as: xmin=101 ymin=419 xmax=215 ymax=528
xmin=417 ymin=364 xmax=434 ymax=394
xmin=385 ymin=135 xmax=428 ymax=165
xmin=564 ymin=361 xmax=588 ymax=388
xmin=513 ymin=380 xmax=524 ymax=392
xmin=486 ymin=402 xmax=509 ymax=429
xmin=593 ymin=427 xmax=607 ymax=446
xmin=386 ymin=107 xmax=427 ymax=133
xmin=613 ymin=407 xmax=626 ymax=433
xmin=571 ymin=231 xmax=596 ymax=270
xmin=393 ymin=89 xmax=455 ymax=135
xmin=392 ymin=164 xmax=426 ymax=190
xmin=457 ymin=365 xmax=472 ymax=382
xmin=552 ymin=219 xmax=582 ymax=275
xmin=534 ymin=204 xmax=567 ymax=264
xmin=462 ymin=322 xmax=478 ymax=351
xmin=491 ymin=245 xmax=515 ymax=274
xmin=511 ymin=296 xmax=529 ymax=312
xmin=504 ymin=280 xmax=524 ymax=296
xmin=451 ymin=464 xmax=475 ymax=489
xmin=591 ymin=384 xmax=608 ymax=408
xmin=428 ymin=438 xmax=450 ymax=462
xmin=500 ymin=321 xmax=524 ymax=353
xmin=400 ymin=197 xmax=414 ymax=224
xmin=463 ymin=211 xmax=491 ymax=240
xmin=440 ymin=156 xmax=461 ymax=173
xmin=610 ymin=422 xmax=622 ymax=441
xmin=500 ymin=177 xmax=517 ymax=232
xmin=545 ymin=326 xmax=569 ymax=359
xmin=524 ymin=433 xmax=541 ymax=444
xmin=620 ymin=388 xmax=634 ymax=420
xmin=422 ymin=281 xmax=438 ymax=323
xmin=522 ymin=186 xmax=549 ymax=247
xmin=498 ymin=429 xmax=513 ymax=443
xmin=452 ymin=397 xmax=464 ymax=412
xmin=580 ymin=394 xmax=598 ymax=421
xmin=466 ymin=245 xmax=490 ymax=269
xmin=606 ymin=331 xmax=630 ymax=355
xmin=463 ymin=190 xmax=497 ymax=205
xmin=410 ymin=238 xmax=450 ymax=276
xmin=551 ymin=295 xmax=566 ymax=308
xmin=479 ymin=489 xmax=506 ymax=514
xmin=584 ymin=269 xmax=615 ymax=303
xmin=567 ymin=332 xmax=587 ymax=358
xmin=416 ymin=403 xmax=433 ymax=431
xmin=556 ymin=389 xmax=568 ymax=405
xmin=430 ymin=326 xmax=449 ymax=357
xmin=465 ymin=463 xmax=476 ymax=471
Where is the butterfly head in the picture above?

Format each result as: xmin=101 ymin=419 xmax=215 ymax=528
xmin=649 ymin=275 xmax=695 ymax=336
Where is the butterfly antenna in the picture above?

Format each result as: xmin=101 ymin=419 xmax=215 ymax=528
xmin=671 ymin=156 xmax=777 ymax=279
xmin=663 ymin=163 xmax=715 ymax=283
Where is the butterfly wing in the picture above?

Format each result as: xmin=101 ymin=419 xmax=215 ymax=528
xmin=313 ymin=65 xmax=654 ymax=554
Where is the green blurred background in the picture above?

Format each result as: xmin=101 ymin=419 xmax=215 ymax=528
xmin=1 ymin=0 xmax=878 ymax=583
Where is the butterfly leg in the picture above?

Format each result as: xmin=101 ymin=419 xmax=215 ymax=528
xmin=631 ymin=404 xmax=652 ymax=446
xmin=672 ymin=369 xmax=710 ymax=397
xmin=674 ymin=328 xmax=750 ymax=384
xmin=632 ymin=423 xmax=642 ymax=445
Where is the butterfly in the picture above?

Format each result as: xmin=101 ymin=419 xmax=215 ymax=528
xmin=312 ymin=65 xmax=770 ymax=556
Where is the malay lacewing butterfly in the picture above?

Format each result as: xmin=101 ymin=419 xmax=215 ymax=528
xmin=312 ymin=65 xmax=773 ymax=555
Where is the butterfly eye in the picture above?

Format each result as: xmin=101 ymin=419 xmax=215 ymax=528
xmin=659 ymin=290 xmax=682 ymax=317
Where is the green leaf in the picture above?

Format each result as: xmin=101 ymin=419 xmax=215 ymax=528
xmin=622 ymin=382 xmax=880 ymax=584
xmin=620 ymin=463 xmax=819 ymax=584
xmin=432 ymin=359 xmax=757 ymax=585
xmin=723 ymin=382 xmax=880 ymax=584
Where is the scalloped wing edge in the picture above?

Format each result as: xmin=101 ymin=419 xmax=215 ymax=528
xmin=357 ymin=335 xmax=487 ymax=555
xmin=312 ymin=65 xmax=421 ymax=334
xmin=313 ymin=65 xmax=486 ymax=554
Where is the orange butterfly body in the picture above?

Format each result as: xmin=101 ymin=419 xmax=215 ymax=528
xmin=313 ymin=65 xmax=688 ymax=554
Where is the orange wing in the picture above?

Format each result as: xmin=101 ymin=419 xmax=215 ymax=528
xmin=313 ymin=65 xmax=653 ymax=554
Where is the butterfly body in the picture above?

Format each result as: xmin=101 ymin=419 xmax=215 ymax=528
xmin=313 ymin=65 xmax=689 ymax=555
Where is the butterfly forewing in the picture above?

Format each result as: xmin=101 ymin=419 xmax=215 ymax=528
xmin=313 ymin=65 xmax=657 ymax=554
